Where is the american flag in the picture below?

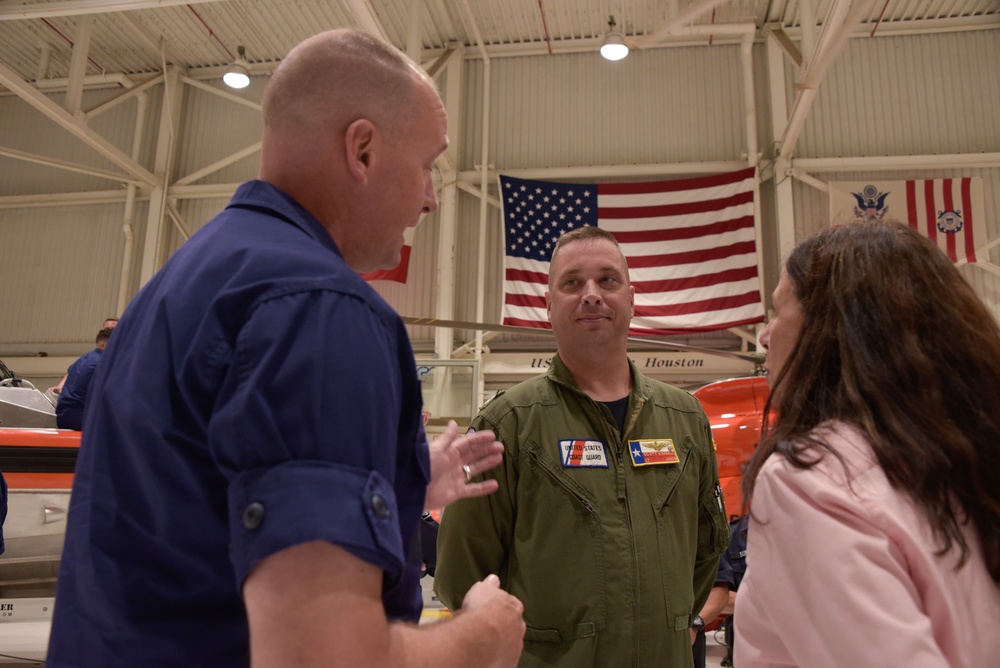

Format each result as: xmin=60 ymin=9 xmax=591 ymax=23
xmin=829 ymin=177 xmax=986 ymax=265
xmin=499 ymin=167 xmax=765 ymax=335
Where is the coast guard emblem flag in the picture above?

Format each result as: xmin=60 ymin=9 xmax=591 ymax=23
xmin=499 ymin=168 xmax=765 ymax=335
xmin=829 ymin=178 xmax=986 ymax=264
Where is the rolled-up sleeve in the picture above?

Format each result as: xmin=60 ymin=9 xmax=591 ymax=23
xmin=228 ymin=461 xmax=404 ymax=584
xmin=208 ymin=286 xmax=425 ymax=589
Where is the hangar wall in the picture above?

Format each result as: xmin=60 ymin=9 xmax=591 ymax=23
xmin=0 ymin=28 xmax=997 ymax=383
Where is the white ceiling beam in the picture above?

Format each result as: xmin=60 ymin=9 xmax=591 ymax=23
xmin=180 ymin=76 xmax=262 ymax=111
xmin=0 ymin=146 xmax=144 ymax=184
xmin=0 ymin=59 xmax=158 ymax=187
xmin=0 ymin=189 xmax=128 ymax=209
xmin=343 ymin=0 xmax=390 ymax=42
xmin=174 ymin=141 xmax=261 ymax=186
xmin=792 ymin=153 xmax=1000 ymax=172
xmin=83 ymin=74 xmax=160 ymax=118
xmin=116 ymin=12 xmax=165 ymax=53
xmin=635 ymin=0 xmax=752 ymax=48
xmin=764 ymin=24 xmax=802 ymax=68
xmin=0 ymin=0 xmax=229 ymax=21
xmin=457 ymin=161 xmax=749 ymax=182
xmin=775 ymin=0 xmax=879 ymax=169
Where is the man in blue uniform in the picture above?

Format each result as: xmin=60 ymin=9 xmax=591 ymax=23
xmin=47 ymin=29 xmax=524 ymax=668
xmin=692 ymin=515 xmax=748 ymax=667
xmin=55 ymin=327 xmax=112 ymax=430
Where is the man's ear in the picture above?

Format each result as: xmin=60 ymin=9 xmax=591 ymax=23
xmin=344 ymin=118 xmax=377 ymax=184
xmin=545 ymin=289 xmax=552 ymax=320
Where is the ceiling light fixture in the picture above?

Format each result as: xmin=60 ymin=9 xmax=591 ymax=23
xmin=600 ymin=16 xmax=629 ymax=61
xmin=223 ymin=45 xmax=250 ymax=89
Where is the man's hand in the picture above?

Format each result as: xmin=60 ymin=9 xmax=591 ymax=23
xmin=460 ymin=575 xmax=525 ymax=668
xmin=425 ymin=421 xmax=503 ymax=511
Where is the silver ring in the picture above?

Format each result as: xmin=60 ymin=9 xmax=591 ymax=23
xmin=463 ymin=464 xmax=473 ymax=483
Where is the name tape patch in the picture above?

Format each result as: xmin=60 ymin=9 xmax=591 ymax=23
xmin=560 ymin=439 xmax=609 ymax=468
xmin=629 ymin=439 xmax=680 ymax=466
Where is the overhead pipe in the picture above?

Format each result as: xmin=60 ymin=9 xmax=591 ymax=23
xmin=65 ymin=15 xmax=94 ymax=113
xmin=26 ymin=72 xmax=137 ymax=93
xmin=458 ymin=0 xmax=492 ymax=407
xmin=739 ymin=33 xmax=765 ymax=337
xmin=536 ymin=0 xmax=553 ymax=55
xmin=870 ymin=0 xmax=891 ymax=37
xmin=118 ymin=91 xmax=148 ymax=314
xmin=39 ymin=16 xmax=103 ymax=73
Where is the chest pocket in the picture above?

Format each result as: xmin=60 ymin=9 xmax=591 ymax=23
xmin=643 ymin=434 xmax=695 ymax=512
xmin=507 ymin=441 xmax=607 ymax=638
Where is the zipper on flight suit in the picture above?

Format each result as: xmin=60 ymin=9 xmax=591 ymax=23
xmin=612 ymin=394 xmax=646 ymax=667
xmin=527 ymin=448 xmax=598 ymax=515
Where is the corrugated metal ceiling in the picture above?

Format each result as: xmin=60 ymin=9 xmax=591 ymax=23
xmin=0 ymin=0 xmax=996 ymax=85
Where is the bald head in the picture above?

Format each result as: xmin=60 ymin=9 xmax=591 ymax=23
xmin=262 ymin=29 xmax=434 ymax=151
xmin=257 ymin=29 xmax=448 ymax=272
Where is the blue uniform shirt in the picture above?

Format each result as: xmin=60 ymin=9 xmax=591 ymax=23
xmin=716 ymin=515 xmax=748 ymax=591
xmin=55 ymin=347 xmax=103 ymax=430
xmin=48 ymin=181 xmax=431 ymax=666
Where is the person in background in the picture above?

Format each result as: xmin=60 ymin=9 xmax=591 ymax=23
xmin=435 ymin=226 xmax=729 ymax=667
xmin=47 ymin=29 xmax=524 ymax=668
xmin=47 ymin=317 xmax=118 ymax=398
xmin=54 ymin=327 xmax=112 ymax=430
xmin=736 ymin=221 xmax=1000 ymax=667
xmin=692 ymin=515 xmax=747 ymax=668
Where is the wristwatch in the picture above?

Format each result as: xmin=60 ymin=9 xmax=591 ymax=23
xmin=691 ymin=615 xmax=706 ymax=632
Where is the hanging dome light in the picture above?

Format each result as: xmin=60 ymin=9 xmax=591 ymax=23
xmin=600 ymin=16 xmax=629 ymax=61
xmin=224 ymin=45 xmax=251 ymax=89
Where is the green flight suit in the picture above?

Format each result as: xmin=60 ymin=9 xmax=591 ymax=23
xmin=435 ymin=355 xmax=729 ymax=668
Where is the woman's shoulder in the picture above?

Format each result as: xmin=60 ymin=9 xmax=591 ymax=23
xmin=760 ymin=420 xmax=881 ymax=487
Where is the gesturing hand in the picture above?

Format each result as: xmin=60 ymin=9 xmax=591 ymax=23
xmin=424 ymin=420 xmax=504 ymax=511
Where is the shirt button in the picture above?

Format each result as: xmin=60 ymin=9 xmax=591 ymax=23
xmin=243 ymin=502 xmax=265 ymax=530
xmin=371 ymin=494 xmax=390 ymax=519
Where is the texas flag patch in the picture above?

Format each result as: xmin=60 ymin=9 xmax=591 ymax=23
xmin=629 ymin=439 xmax=680 ymax=466
xmin=560 ymin=439 xmax=609 ymax=468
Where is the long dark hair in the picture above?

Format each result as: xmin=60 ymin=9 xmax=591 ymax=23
xmin=743 ymin=220 xmax=1000 ymax=581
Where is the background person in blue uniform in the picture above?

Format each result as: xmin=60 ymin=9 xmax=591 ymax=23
xmin=54 ymin=326 xmax=112 ymax=430
xmin=692 ymin=515 xmax=747 ymax=668
xmin=47 ymin=317 xmax=117 ymax=400
xmin=47 ymin=29 xmax=525 ymax=668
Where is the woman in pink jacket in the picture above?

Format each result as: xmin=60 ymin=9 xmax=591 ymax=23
xmin=735 ymin=220 xmax=1000 ymax=667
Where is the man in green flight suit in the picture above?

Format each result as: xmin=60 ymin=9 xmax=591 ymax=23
xmin=435 ymin=225 xmax=730 ymax=667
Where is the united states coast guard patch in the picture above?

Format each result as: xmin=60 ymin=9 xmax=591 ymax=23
xmin=559 ymin=439 xmax=609 ymax=468
xmin=629 ymin=439 xmax=680 ymax=466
